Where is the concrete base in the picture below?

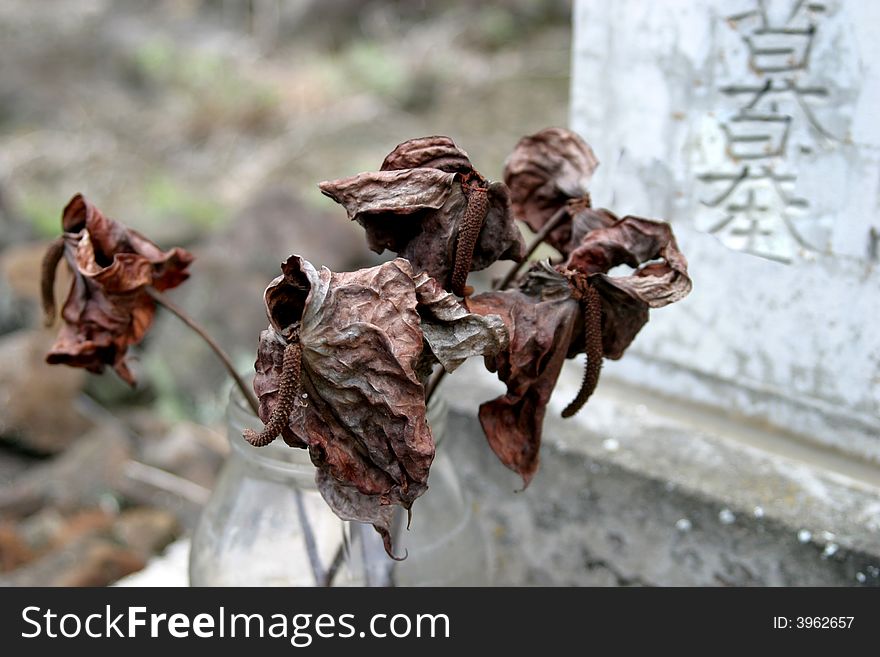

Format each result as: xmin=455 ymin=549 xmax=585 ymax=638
xmin=442 ymin=360 xmax=880 ymax=586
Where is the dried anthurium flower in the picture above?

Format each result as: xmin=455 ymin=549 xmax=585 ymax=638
xmin=564 ymin=214 xmax=692 ymax=360
xmin=504 ymin=127 xmax=615 ymax=253
xmin=468 ymin=215 xmax=691 ymax=486
xmin=467 ymin=265 xmax=579 ymax=486
xmin=319 ymin=136 xmax=526 ymax=297
xmin=41 ymin=194 xmax=193 ymax=385
xmin=245 ymin=255 xmax=506 ymax=557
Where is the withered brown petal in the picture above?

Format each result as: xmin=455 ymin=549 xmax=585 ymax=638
xmin=565 ymin=206 xmax=619 ymax=252
xmin=253 ymin=255 xmax=510 ymax=556
xmin=380 ymin=135 xmax=474 ymax=174
xmin=504 ymin=127 xmax=599 ymax=252
xmin=565 ymin=215 xmax=692 ymax=359
xmin=46 ymin=194 xmax=193 ymax=385
xmin=467 ymin=266 xmax=579 ymax=487
xmin=413 ymin=271 xmax=508 ymax=373
xmin=254 ymin=256 xmax=433 ymax=556
xmin=319 ymin=168 xmax=459 ymax=246
xmin=315 ymin=470 xmax=402 ymax=561
xmin=319 ymin=171 xmax=525 ymax=290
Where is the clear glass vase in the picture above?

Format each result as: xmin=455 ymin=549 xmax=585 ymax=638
xmin=189 ymin=387 xmax=491 ymax=586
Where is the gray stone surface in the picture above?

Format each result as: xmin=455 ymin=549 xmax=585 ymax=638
xmin=570 ymin=0 xmax=880 ymax=461
xmin=116 ymin=361 xmax=880 ymax=586
xmin=440 ymin=360 xmax=880 ymax=586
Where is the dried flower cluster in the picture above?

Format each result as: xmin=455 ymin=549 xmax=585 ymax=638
xmin=43 ymin=129 xmax=691 ymax=560
xmin=41 ymin=194 xmax=193 ymax=385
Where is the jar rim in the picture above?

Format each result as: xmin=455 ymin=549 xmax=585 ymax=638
xmin=227 ymin=380 xmax=448 ymax=476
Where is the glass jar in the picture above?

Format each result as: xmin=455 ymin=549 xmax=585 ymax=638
xmin=189 ymin=387 xmax=491 ymax=586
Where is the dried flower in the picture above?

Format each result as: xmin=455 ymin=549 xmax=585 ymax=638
xmin=42 ymin=194 xmax=193 ymax=385
xmin=467 ymin=266 xmax=579 ymax=486
xmin=247 ymin=255 xmax=506 ymax=557
xmin=469 ymin=215 xmax=691 ymax=485
xmin=564 ymin=214 xmax=692 ymax=359
xmin=503 ymin=127 xmax=600 ymax=252
xmin=319 ymin=136 xmax=526 ymax=296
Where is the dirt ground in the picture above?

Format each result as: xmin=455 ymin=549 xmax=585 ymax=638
xmin=0 ymin=0 xmax=572 ymax=585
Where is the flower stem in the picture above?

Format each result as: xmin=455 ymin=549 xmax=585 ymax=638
xmin=321 ymin=545 xmax=346 ymax=588
xmin=148 ymin=290 xmax=330 ymax=588
xmin=293 ymin=488 xmax=326 ymax=586
xmin=496 ymin=205 xmax=568 ymax=290
xmin=147 ymin=288 xmax=259 ymax=417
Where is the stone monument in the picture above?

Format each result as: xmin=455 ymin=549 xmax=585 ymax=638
xmin=571 ymin=0 xmax=880 ymax=461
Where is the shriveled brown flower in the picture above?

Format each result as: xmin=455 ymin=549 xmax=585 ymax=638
xmin=503 ymin=127 xmax=600 ymax=252
xmin=42 ymin=194 xmax=193 ymax=385
xmin=469 ymin=215 xmax=692 ymax=486
xmin=467 ymin=265 xmax=579 ymax=486
xmin=247 ymin=255 xmax=506 ymax=557
xmin=564 ymin=214 xmax=692 ymax=359
xmin=319 ymin=136 xmax=526 ymax=297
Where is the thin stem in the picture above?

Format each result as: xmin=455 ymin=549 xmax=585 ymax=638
xmin=151 ymin=288 xmax=328 ymax=588
xmin=40 ymin=237 xmax=65 ymax=326
xmin=147 ymin=288 xmax=259 ymax=417
xmin=424 ymin=367 xmax=446 ymax=404
xmin=496 ymin=206 xmax=568 ymax=290
xmin=321 ymin=544 xmax=346 ymax=587
xmin=293 ymin=488 xmax=325 ymax=586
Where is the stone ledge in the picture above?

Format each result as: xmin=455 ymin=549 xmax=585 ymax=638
xmin=441 ymin=360 xmax=880 ymax=586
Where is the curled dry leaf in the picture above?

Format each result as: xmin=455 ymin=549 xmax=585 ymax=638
xmin=565 ymin=215 xmax=692 ymax=359
xmin=42 ymin=194 xmax=193 ymax=385
xmin=319 ymin=136 xmax=525 ymax=296
xmin=413 ymin=270 xmax=508 ymax=373
xmin=565 ymin=206 xmax=619 ymax=252
xmin=504 ymin=127 xmax=599 ymax=252
xmin=467 ymin=265 xmax=579 ymax=487
xmin=250 ymin=255 xmax=506 ymax=557
xmin=380 ymin=135 xmax=474 ymax=174
xmin=470 ymin=215 xmax=692 ymax=485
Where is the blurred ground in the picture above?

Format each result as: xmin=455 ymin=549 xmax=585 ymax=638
xmin=0 ymin=0 xmax=571 ymax=585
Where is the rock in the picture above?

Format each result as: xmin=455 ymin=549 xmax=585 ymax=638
xmin=0 ymin=239 xmax=77 ymax=336
xmin=208 ymin=186 xmax=365 ymax=275
xmin=0 ymin=329 xmax=91 ymax=453
xmin=46 ymin=508 xmax=116 ymax=549
xmin=0 ymin=535 xmax=144 ymax=587
xmin=0 ymin=505 xmax=176 ymax=585
xmin=0 ymin=425 xmax=129 ymax=517
xmin=0 ymin=449 xmax=33 ymax=488
xmin=136 ymin=418 xmax=227 ymax=489
xmin=0 ymin=184 xmax=34 ymax=251
xmin=16 ymin=507 xmax=114 ymax=555
xmin=1 ymin=240 xmax=57 ymax=306
xmin=111 ymin=508 xmax=179 ymax=558
xmin=442 ymin=360 xmax=880 ymax=586
xmin=113 ymin=537 xmax=190 ymax=587
xmin=0 ymin=522 xmax=33 ymax=572
xmin=115 ymin=461 xmax=210 ymax=531
xmin=0 ymin=239 xmax=72 ymax=335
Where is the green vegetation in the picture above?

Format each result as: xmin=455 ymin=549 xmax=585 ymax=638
xmin=143 ymin=176 xmax=227 ymax=230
